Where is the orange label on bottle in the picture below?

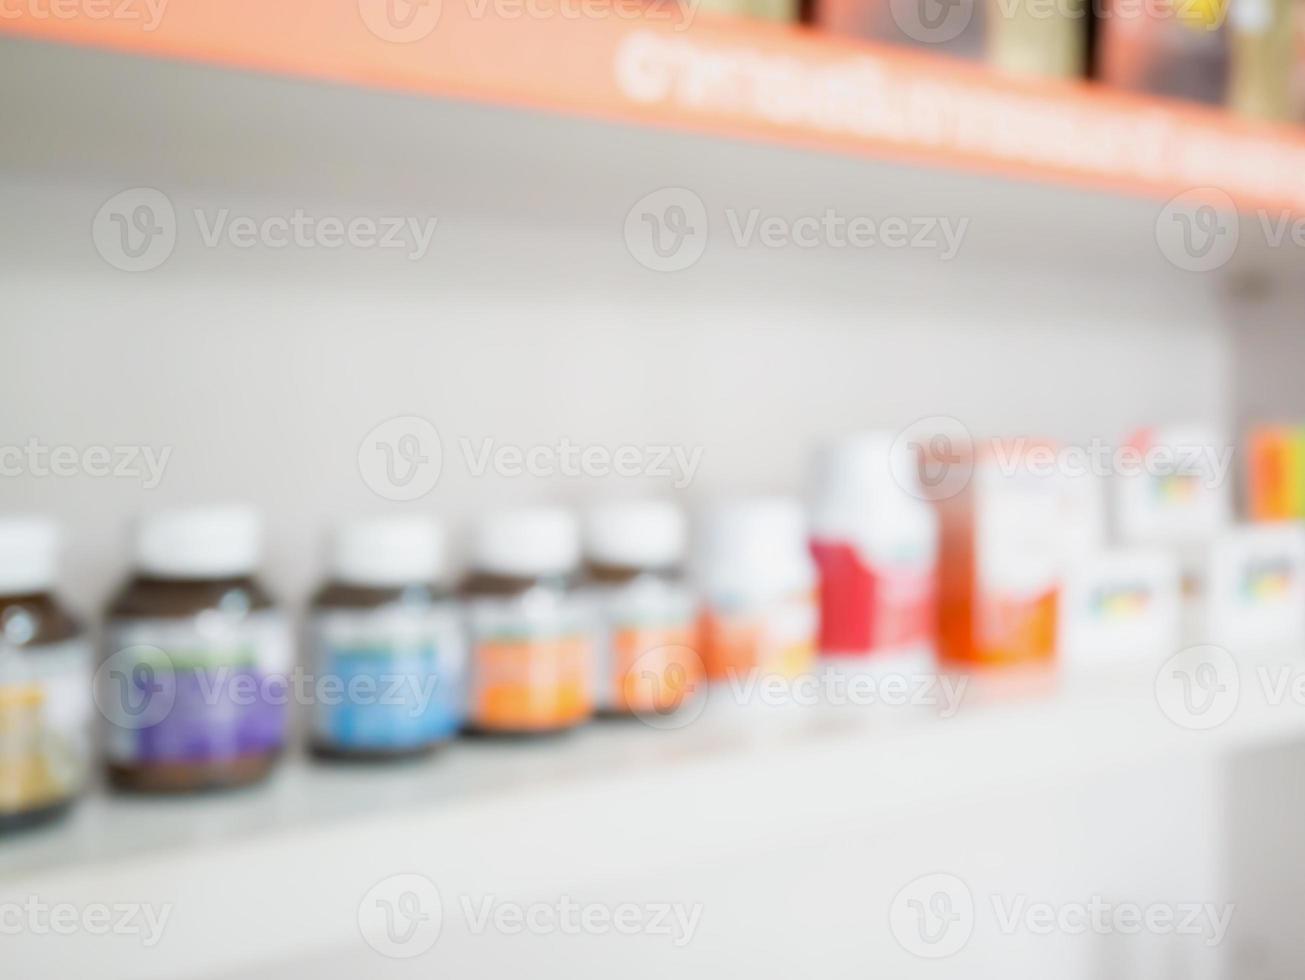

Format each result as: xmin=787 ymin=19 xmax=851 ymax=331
xmin=609 ymin=625 xmax=701 ymax=714
xmin=974 ymin=588 xmax=1059 ymax=665
xmin=700 ymin=594 xmax=817 ymax=682
xmin=472 ymin=636 xmax=594 ymax=732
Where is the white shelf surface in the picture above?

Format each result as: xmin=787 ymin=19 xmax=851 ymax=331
xmin=4 ymin=650 xmax=1305 ymax=978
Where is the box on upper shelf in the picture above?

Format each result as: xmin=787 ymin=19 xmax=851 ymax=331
xmin=809 ymin=0 xmax=1087 ymax=80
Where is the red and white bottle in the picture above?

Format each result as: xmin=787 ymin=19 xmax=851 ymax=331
xmin=810 ymin=433 xmax=939 ymax=672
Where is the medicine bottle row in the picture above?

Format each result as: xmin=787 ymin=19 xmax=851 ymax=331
xmin=0 ymin=492 xmax=851 ymax=832
xmin=9 ymin=426 xmax=1269 ymax=834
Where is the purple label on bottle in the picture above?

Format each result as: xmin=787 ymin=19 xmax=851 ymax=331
xmin=131 ymin=669 xmax=288 ymax=762
xmin=102 ymin=613 xmax=293 ymax=765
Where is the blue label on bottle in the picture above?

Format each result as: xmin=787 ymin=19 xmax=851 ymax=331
xmin=311 ymin=606 xmax=466 ymax=751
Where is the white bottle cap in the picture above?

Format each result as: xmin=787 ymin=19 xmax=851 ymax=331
xmin=332 ymin=515 xmax=444 ymax=587
xmin=700 ymin=497 xmax=814 ymax=594
xmin=472 ymin=506 xmax=579 ymax=579
xmin=136 ymin=506 xmax=263 ymax=579
xmin=584 ymin=500 xmax=686 ymax=570
xmin=814 ymin=432 xmax=919 ymax=500
xmin=811 ymin=432 xmax=921 ymax=537
xmin=0 ymin=516 xmax=60 ymax=596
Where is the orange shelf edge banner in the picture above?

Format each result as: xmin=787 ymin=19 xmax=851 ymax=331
xmin=4 ymin=0 xmax=1305 ymax=211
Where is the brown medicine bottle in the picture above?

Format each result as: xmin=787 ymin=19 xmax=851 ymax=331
xmin=309 ymin=516 xmax=467 ymax=761
xmin=102 ymin=507 xmax=292 ymax=793
xmin=462 ymin=507 xmax=595 ymax=735
xmin=581 ymin=501 xmax=701 ymax=718
xmin=0 ymin=518 xmax=92 ymax=833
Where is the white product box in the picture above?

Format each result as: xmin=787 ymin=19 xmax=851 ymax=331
xmin=1060 ymin=549 xmax=1182 ymax=665
xmin=1204 ymin=523 xmax=1305 ymax=649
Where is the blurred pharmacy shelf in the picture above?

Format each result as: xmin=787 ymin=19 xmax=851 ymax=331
xmin=4 ymin=652 xmax=1305 ymax=979
xmin=3 ymin=0 xmax=1305 ymax=213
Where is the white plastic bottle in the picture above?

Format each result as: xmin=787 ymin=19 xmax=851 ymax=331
xmin=582 ymin=500 xmax=700 ymax=718
xmin=809 ymin=434 xmax=939 ymax=674
xmin=697 ymin=497 xmax=818 ymax=691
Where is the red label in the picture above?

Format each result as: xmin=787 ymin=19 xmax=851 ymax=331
xmin=811 ymin=540 xmax=936 ymax=656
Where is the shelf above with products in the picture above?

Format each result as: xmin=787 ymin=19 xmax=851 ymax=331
xmin=4 ymin=0 xmax=1305 ymax=214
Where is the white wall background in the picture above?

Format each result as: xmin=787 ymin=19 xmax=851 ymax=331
xmin=0 ymin=38 xmax=1234 ymax=611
